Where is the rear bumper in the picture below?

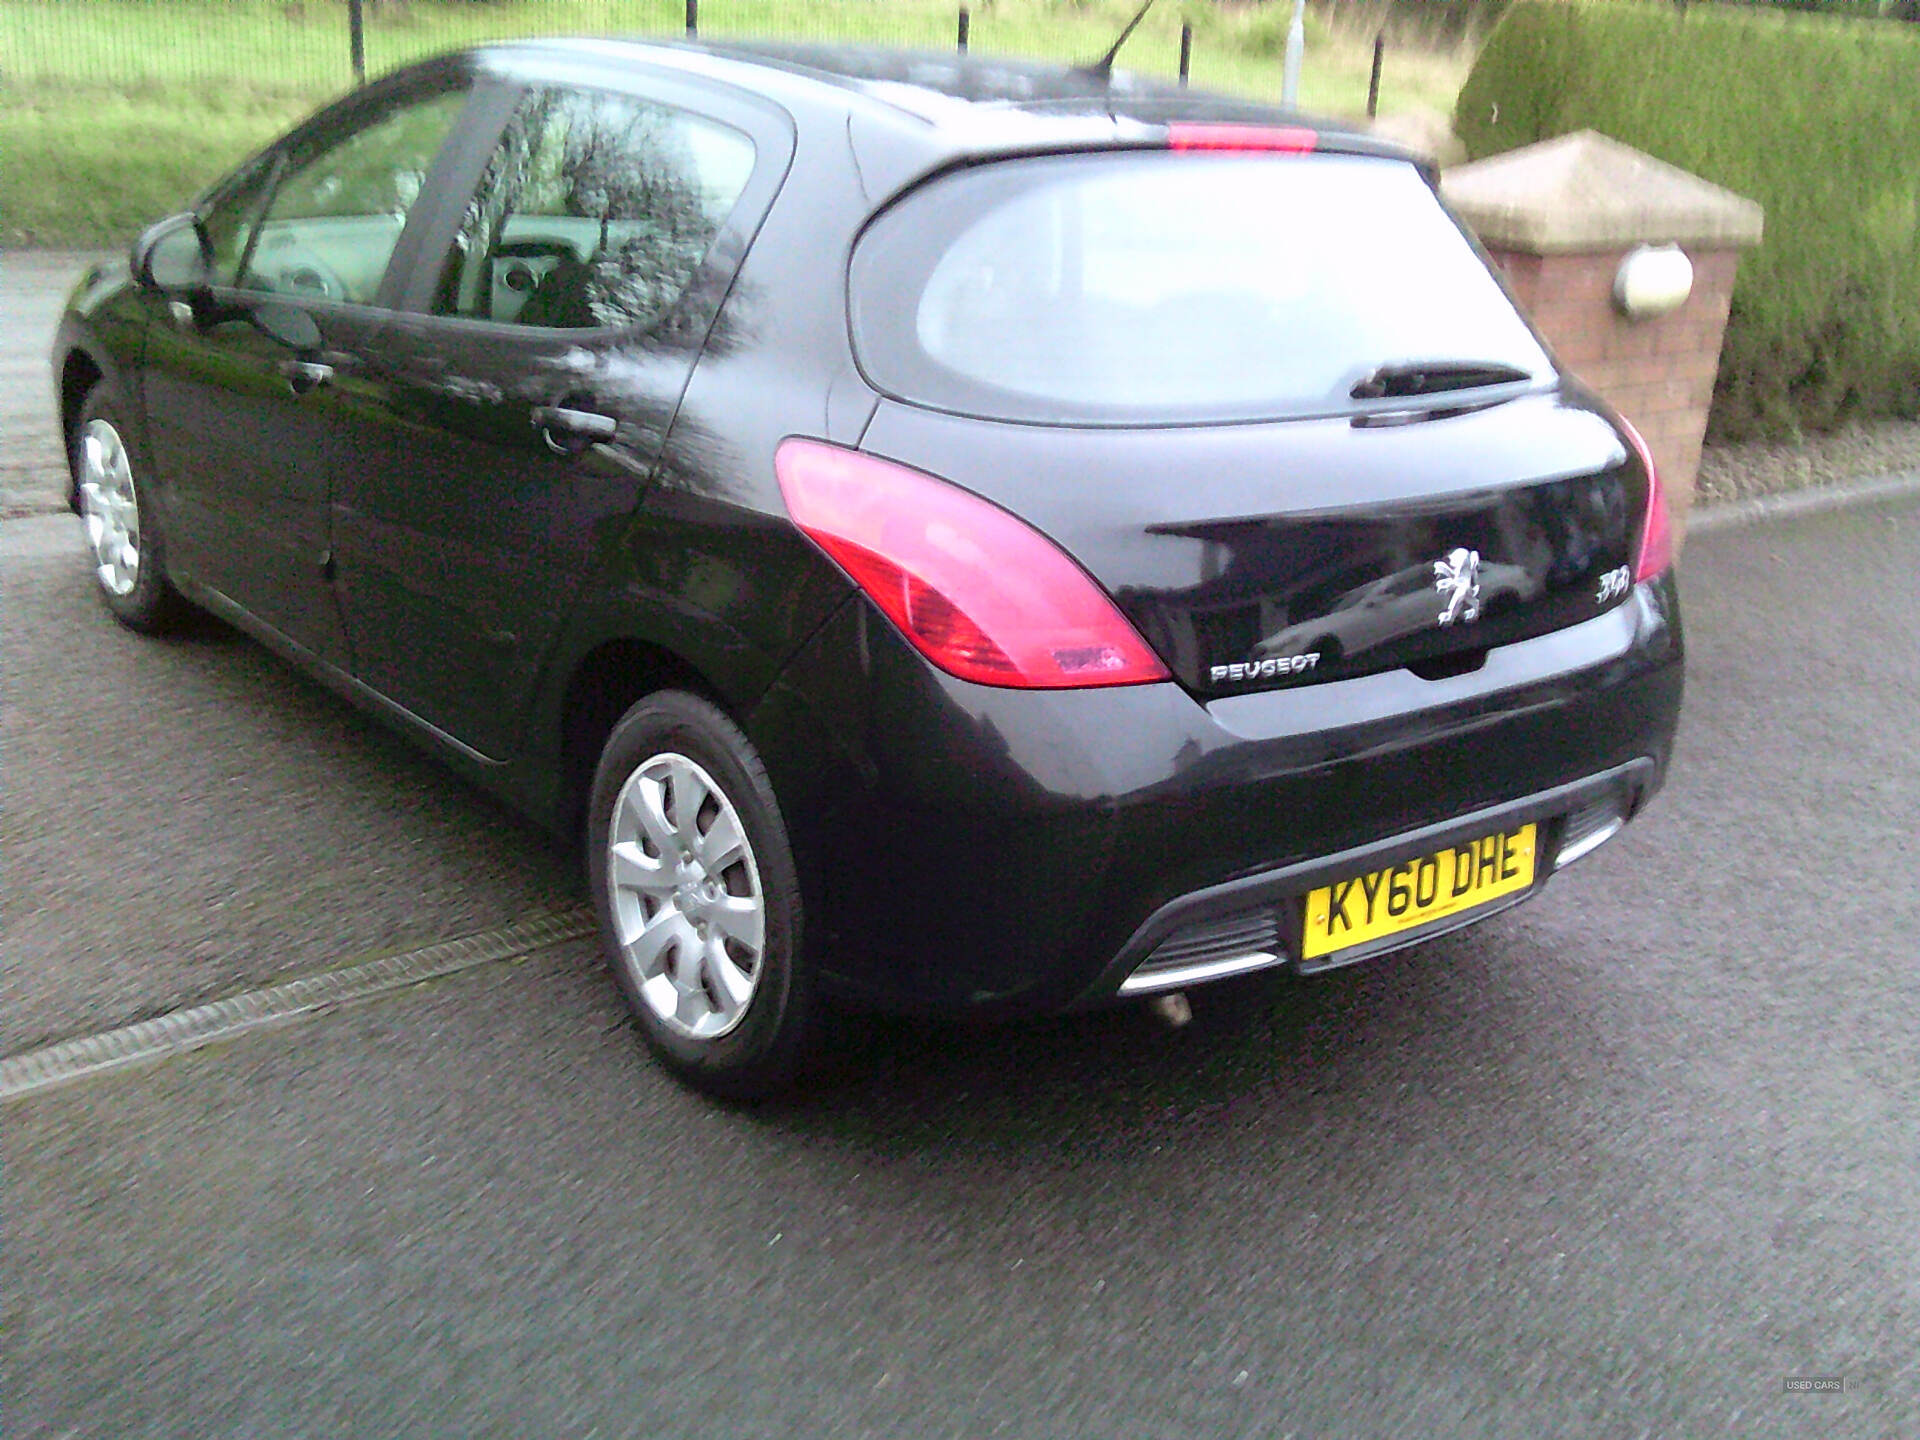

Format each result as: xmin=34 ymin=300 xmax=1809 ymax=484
xmin=1073 ymin=755 xmax=1651 ymax=1006
xmin=747 ymin=575 xmax=1682 ymax=1014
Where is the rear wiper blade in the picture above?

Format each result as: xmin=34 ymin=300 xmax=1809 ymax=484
xmin=1350 ymin=361 xmax=1533 ymax=401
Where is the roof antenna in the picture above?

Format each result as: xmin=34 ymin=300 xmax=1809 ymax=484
xmin=1076 ymin=0 xmax=1156 ymax=81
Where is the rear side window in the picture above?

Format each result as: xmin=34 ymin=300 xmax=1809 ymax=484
xmin=434 ymin=86 xmax=755 ymax=332
xmin=850 ymin=153 xmax=1553 ymax=424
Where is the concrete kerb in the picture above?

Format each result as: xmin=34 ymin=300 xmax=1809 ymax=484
xmin=1684 ymin=468 xmax=1920 ymax=536
xmin=1 ymin=510 xmax=82 ymax=559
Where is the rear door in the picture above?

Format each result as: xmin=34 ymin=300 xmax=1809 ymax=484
xmin=141 ymin=70 xmax=482 ymax=663
xmin=331 ymin=73 xmax=783 ymax=759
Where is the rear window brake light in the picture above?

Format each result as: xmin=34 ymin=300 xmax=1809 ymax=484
xmin=1166 ymin=123 xmax=1318 ymax=154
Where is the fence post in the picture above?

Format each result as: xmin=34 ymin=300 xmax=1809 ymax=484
xmin=958 ymin=8 xmax=970 ymax=53
xmin=1281 ymin=0 xmax=1305 ymax=107
xmin=348 ymin=0 xmax=366 ymax=86
xmin=1178 ymin=23 xmax=1191 ymax=86
xmin=1366 ymin=32 xmax=1384 ymax=118
xmin=686 ymin=0 xmax=698 ymax=39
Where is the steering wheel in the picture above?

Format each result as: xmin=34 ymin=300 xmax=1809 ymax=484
xmin=265 ymin=259 xmax=345 ymax=302
xmin=489 ymin=239 xmax=585 ymax=324
xmin=495 ymin=238 xmax=579 ymax=260
xmin=492 ymin=239 xmax=577 ymax=288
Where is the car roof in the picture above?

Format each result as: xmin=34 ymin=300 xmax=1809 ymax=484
xmin=475 ymin=36 xmax=1412 ymax=166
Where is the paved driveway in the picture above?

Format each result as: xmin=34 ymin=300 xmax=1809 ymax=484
xmin=6 ymin=490 xmax=1918 ymax=1436
xmin=4 ymin=250 xmax=1918 ymax=1437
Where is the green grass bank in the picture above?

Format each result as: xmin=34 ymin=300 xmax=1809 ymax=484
xmin=1456 ymin=0 xmax=1920 ymax=439
xmin=1 ymin=0 xmax=1465 ymax=248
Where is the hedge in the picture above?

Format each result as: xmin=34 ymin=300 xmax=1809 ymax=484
xmin=1454 ymin=0 xmax=1920 ymax=439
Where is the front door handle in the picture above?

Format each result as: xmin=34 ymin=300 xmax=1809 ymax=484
xmin=531 ymin=404 xmax=618 ymax=455
xmin=277 ymin=360 xmax=335 ymax=396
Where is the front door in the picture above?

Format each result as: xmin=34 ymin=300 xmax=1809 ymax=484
xmin=141 ymin=76 xmax=477 ymax=664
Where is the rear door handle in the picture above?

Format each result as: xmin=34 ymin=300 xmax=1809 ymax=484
xmin=277 ymin=360 xmax=334 ymax=396
xmin=531 ymin=404 xmax=618 ymax=455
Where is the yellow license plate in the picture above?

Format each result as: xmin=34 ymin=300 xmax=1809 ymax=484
xmin=1301 ymin=823 xmax=1537 ymax=961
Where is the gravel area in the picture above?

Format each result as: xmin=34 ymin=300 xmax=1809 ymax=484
xmin=1697 ymin=418 xmax=1920 ymax=507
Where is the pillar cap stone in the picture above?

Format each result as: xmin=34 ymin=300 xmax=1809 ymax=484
xmin=1440 ymin=130 xmax=1764 ymax=254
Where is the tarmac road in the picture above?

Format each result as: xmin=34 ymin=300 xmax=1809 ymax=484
xmin=1 ymin=252 xmax=102 ymax=519
xmin=1 ymin=529 xmax=575 ymax=1056
xmin=5 ymin=251 xmax=1919 ymax=1435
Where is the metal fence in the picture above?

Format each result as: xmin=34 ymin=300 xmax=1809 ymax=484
xmin=0 ymin=0 xmax=1210 ymax=105
xmin=4 ymin=0 xmax=1910 ymax=106
xmin=3 ymin=0 xmax=1347 ymax=246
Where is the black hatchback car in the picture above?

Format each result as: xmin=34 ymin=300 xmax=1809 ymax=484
xmin=53 ymin=40 xmax=1682 ymax=1095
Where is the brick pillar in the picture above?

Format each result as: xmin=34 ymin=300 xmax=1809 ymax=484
xmin=1443 ymin=132 xmax=1763 ymax=548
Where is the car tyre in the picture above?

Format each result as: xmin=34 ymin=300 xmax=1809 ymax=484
xmin=587 ymin=690 xmax=813 ymax=1099
xmin=71 ymin=388 xmax=185 ymax=632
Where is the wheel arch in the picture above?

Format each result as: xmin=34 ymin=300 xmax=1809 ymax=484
xmin=555 ymin=636 xmax=731 ymax=845
xmin=58 ymin=348 xmax=109 ymax=507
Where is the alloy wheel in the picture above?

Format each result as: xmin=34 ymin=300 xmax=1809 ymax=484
xmin=606 ymin=751 xmax=766 ymax=1040
xmin=76 ymin=417 xmax=142 ymax=597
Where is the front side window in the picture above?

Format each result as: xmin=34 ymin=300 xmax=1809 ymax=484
xmin=433 ymin=86 xmax=755 ymax=331
xmin=198 ymin=156 xmax=280 ymax=286
xmin=240 ymin=89 xmax=468 ymax=306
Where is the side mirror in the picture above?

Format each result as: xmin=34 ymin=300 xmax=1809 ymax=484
xmin=132 ymin=213 xmax=213 ymax=294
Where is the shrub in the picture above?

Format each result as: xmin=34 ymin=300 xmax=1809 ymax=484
xmin=1455 ymin=0 xmax=1920 ymax=438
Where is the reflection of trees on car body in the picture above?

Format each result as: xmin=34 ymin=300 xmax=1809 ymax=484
xmin=450 ymin=87 xmax=753 ymax=334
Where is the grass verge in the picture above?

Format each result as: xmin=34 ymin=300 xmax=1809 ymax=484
xmin=1 ymin=0 xmax=1467 ymax=248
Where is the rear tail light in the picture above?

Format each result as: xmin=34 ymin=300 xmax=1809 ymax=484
xmin=1621 ymin=418 xmax=1674 ymax=581
xmin=1166 ymin=123 xmax=1318 ymax=154
xmin=774 ymin=439 xmax=1170 ymax=690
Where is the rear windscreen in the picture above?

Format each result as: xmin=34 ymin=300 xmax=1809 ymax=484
xmin=849 ymin=152 xmax=1553 ymax=424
